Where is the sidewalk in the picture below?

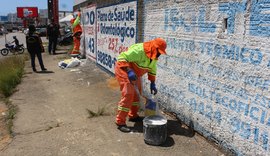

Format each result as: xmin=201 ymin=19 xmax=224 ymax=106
xmin=1 ymin=48 xmax=227 ymax=156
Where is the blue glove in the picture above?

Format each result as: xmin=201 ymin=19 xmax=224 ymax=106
xmin=127 ymin=69 xmax=137 ymax=81
xmin=150 ymin=82 xmax=157 ymax=95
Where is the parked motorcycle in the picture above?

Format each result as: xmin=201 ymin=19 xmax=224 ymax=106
xmin=1 ymin=43 xmax=25 ymax=56
xmin=58 ymin=31 xmax=73 ymax=46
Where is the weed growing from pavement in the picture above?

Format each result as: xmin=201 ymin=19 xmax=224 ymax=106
xmin=87 ymin=106 xmax=108 ymax=118
xmin=4 ymin=98 xmax=17 ymax=135
xmin=0 ymin=54 xmax=27 ymax=135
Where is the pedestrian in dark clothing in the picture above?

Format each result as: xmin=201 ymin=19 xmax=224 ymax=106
xmin=26 ymin=25 xmax=47 ymax=72
xmin=12 ymin=36 xmax=20 ymax=49
xmin=47 ymin=19 xmax=60 ymax=55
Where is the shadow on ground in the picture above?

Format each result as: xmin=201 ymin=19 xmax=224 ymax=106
xmin=52 ymin=52 xmax=68 ymax=55
xmin=35 ymin=70 xmax=55 ymax=74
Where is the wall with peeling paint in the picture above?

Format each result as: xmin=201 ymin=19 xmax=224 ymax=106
xmin=75 ymin=0 xmax=270 ymax=155
xmin=142 ymin=0 xmax=270 ymax=155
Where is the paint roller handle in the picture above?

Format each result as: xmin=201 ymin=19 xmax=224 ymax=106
xmin=150 ymin=81 xmax=157 ymax=95
xmin=134 ymin=84 xmax=145 ymax=111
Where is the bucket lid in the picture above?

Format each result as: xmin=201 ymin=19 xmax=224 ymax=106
xmin=143 ymin=115 xmax=167 ymax=126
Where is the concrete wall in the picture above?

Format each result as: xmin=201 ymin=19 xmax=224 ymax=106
xmin=74 ymin=0 xmax=270 ymax=155
xmin=143 ymin=0 xmax=270 ymax=155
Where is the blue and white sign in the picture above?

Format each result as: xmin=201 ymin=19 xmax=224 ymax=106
xmin=96 ymin=1 xmax=137 ymax=73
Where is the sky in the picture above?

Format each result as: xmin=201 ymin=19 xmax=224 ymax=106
xmin=0 ymin=0 xmax=74 ymax=16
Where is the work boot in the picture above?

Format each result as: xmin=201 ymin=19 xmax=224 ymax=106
xmin=117 ymin=124 xmax=131 ymax=133
xmin=129 ymin=116 xmax=144 ymax=122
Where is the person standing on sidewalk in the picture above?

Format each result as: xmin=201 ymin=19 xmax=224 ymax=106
xmin=46 ymin=19 xmax=60 ymax=55
xmin=114 ymin=38 xmax=167 ymax=133
xmin=26 ymin=25 xmax=47 ymax=72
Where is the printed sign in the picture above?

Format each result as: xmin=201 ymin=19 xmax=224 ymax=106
xmin=17 ymin=7 xmax=38 ymax=18
xmin=96 ymin=1 xmax=137 ymax=73
xmin=81 ymin=5 xmax=97 ymax=61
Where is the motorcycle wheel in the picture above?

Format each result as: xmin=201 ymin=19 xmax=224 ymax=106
xmin=1 ymin=48 xmax=9 ymax=56
xmin=17 ymin=47 xmax=24 ymax=54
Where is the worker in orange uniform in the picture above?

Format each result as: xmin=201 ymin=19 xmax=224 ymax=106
xmin=114 ymin=38 xmax=167 ymax=133
xmin=70 ymin=10 xmax=82 ymax=56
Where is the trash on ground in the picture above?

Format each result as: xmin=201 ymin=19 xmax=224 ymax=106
xmin=58 ymin=57 xmax=81 ymax=69
xmin=70 ymin=69 xmax=80 ymax=72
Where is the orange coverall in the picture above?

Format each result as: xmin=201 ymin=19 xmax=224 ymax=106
xmin=114 ymin=38 xmax=167 ymax=125
xmin=70 ymin=13 xmax=82 ymax=55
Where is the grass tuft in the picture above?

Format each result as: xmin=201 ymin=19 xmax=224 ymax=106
xmin=0 ymin=55 xmax=26 ymax=97
xmin=0 ymin=55 xmax=27 ymax=136
xmin=86 ymin=106 xmax=107 ymax=118
xmin=4 ymin=98 xmax=17 ymax=135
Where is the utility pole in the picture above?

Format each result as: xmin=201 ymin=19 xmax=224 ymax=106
xmin=47 ymin=0 xmax=59 ymax=24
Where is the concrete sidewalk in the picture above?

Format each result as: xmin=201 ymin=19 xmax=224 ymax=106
xmin=1 ymin=49 xmax=227 ymax=156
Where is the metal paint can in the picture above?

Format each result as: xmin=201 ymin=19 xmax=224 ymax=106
xmin=143 ymin=115 xmax=167 ymax=146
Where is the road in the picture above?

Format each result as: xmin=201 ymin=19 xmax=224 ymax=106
xmin=0 ymin=31 xmax=26 ymax=49
xmin=0 ymin=31 xmax=48 ymax=58
xmin=0 ymin=31 xmax=26 ymax=58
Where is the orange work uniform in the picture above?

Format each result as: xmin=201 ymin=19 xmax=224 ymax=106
xmin=70 ymin=13 xmax=82 ymax=55
xmin=114 ymin=38 xmax=167 ymax=125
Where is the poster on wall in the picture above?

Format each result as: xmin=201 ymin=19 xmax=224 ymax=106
xmin=96 ymin=1 xmax=137 ymax=73
xmin=81 ymin=5 xmax=97 ymax=61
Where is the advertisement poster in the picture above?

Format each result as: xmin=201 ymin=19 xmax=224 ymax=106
xmin=17 ymin=7 xmax=38 ymax=18
xmin=81 ymin=5 xmax=97 ymax=61
xmin=96 ymin=1 xmax=137 ymax=73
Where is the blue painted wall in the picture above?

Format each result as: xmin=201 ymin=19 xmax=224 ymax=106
xmin=143 ymin=0 xmax=270 ymax=155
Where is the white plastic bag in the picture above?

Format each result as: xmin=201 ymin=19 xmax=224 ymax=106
xmin=66 ymin=57 xmax=81 ymax=68
xmin=58 ymin=58 xmax=81 ymax=69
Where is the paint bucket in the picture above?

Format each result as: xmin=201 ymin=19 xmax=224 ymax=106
xmin=143 ymin=115 xmax=167 ymax=146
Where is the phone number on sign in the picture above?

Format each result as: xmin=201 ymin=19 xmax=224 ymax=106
xmin=97 ymin=50 xmax=117 ymax=69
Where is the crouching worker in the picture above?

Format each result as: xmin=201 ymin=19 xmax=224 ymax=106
xmin=114 ymin=38 xmax=167 ymax=133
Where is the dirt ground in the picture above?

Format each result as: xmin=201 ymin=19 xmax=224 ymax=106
xmin=0 ymin=47 xmax=228 ymax=156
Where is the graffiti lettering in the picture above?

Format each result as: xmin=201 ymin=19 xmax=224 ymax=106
xmin=164 ymin=7 xmax=216 ymax=33
xmin=219 ymin=0 xmax=247 ymax=34
xmin=188 ymin=98 xmax=222 ymax=124
xmin=162 ymin=0 xmax=270 ymax=37
xmin=250 ymin=0 xmax=270 ymax=37
xmin=230 ymin=117 xmax=269 ymax=150
xmin=244 ymin=76 xmax=270 ymax=91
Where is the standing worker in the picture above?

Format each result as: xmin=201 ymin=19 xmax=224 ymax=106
xmin=47 ymin=19 xmax=60 ymax=55
xmin=114 ymin=38 xmax=167 ymax=133
xmin=70 ymin=10 xmax=82 ymax=56
xmin=26 ymin=25 xmax=47 ymax=72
